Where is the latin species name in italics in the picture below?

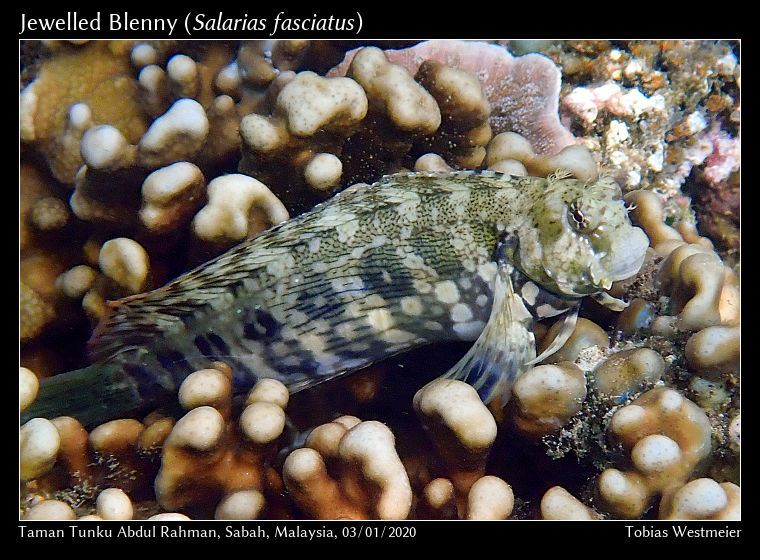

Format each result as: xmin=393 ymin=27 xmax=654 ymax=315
xmin=19 ymin=11 xmax=361 ymax=36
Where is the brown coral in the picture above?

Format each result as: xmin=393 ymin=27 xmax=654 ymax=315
xmin=413 ymin=379 xmax=498 ymax=511
xmin=154 ymin=368 xmax=288 ymax=515
xmin=597 ymin=387 xmax=713 ymax=518
xmin=510 ymin=362 xmax=587 ymax=437
xmin=20 ymin=42 xmax=148 ymax=184
xmin=283 ymin=417 xmax=412 ymax=520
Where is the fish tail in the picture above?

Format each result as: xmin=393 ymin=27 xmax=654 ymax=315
xmin=20 ymin=363 xmax=160 ymax=428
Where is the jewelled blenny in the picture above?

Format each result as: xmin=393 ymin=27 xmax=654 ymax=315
xmin=22 ymin=171 xmax=649 ymax=426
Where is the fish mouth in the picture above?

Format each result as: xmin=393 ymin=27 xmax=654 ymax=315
xmin=599 ymin=226 xmax=650 ymax=283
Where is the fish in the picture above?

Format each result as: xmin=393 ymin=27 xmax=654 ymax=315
xmin=21 ymin=171 xmax=649 ymax=426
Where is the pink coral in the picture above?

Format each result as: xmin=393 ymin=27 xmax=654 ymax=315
xmin=330 ymin=40 xmax=577 ymax=156
xmin=561 ymin=83 xmax=665 ymax=124
xmin=702 ymin=125 xmax=740 ymax=185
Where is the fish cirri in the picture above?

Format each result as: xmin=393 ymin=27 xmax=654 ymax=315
xmin=21 ymin=171 xmax=649 ymax=426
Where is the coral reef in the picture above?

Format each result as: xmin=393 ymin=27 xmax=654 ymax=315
xmin=550 ymin=40 xmax=740 ymax=264
xmin=20 ymin=39 xmax=739 ymax=521
xmin=154 ymin=365 xmax=288 ymax=517
xmin=283 ymin=417 xmax=412 ymax=520
xmin=20 ymin=42 xmax=148 ymax=184
xmin=413 ymin=379 xmax=498 ymax=513
xmin=342 ymin=41 xmax=578 ymax=155
xmin=596 ymin=387 xmax=713 ymax=518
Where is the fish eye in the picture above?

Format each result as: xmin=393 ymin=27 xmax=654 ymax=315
xmin=568 ymin=200 xmax=590 ymax=231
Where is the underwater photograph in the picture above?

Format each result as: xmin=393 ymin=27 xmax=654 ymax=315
xmin=19 ymin=38 xmax=740 ymax=524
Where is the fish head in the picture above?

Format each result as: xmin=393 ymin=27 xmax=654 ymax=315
xmin=510 ymin=175 xmax=649 ymax=297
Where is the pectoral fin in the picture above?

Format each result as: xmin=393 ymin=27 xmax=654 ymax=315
xmin=435 ymin=258 xmax=535 ymax=404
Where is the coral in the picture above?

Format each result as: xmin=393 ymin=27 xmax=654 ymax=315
xmin=129 ymin=43 xmax=160 ymax=69
xmin=684 ymin=325 xmax=740 ymax=377
xmin=659 ymin=478 xmax=740 ymax=520
xmin=417 ymin=477 xmax=458 ymax=518
xmin=29 ymin=197 xmax=71 ymax=232
xmin=597 ymin=387 xmax=713 ymax=518
xmin=20 ymin=418 xmax=61 ymax=482
xmin=89 ymin=419 xmax=154 ymax=493
xmin=349 ymin=47 xmax=441 ymax=135
xmin=20 ymin=165 xmax=82 ymax=348
xmin=366 ymin=40 xmax=578 ymax=155
xmin=238 ymin=70 xmax=368 ymax=209
xmin=17 ymin=39 xmax=598 ymax=356
xmin=485 ymin=131 xmax=597 ymax=182
xmin=19 ymin=281 xmax=56 ymax=343
xmin=413 ymin=153 xmax=453 ymax=173
xmin=413 ymin=380 xmax=497 ymax=502
xmin=654 ymin=244 xmax=737 ymax=333
xmin=555 ymin=40 xmax=740 ymax=198
xmin=73 ymin=97 xmax=209 ymax=173
xmin=191 ymin=174 xmax=290 ymax=246
xmin=20 ymin=42 xmax=148 ymax=184
xmin=538 ymin=317 xmax=610 ymax=366
xmin=166 ymin=54 xmax=200 ymax=100
xmin=97 ymin=237 xmax=151 ymax=295
xmin=591 ymin=348 xmax=665 ymax=399
xmin=154 ymin=366 xmax=288 ymax=515
xmin=283 ymin=417 xmax=412 ymax=520
xmin=303 ymin=153 xmax=344 ymax=192
xmin=19 ymin=369 xmax=175 ymax=517
xmin=20 ymin=367 xmax=40 ymax=412
xmin=148 ymin=512 xmax=192 ymax=520
xmin=264 ymin=70 xmax=367 ymax=134
xmin=624 ymin=190 xmax=686 ymax=251
xmin=214 ymin=489 xmax=267 ymax=520
xmin=23 ymin=499 xmax=77 ymax=520
xmin=20 ymin=43 xmax=276 ymax=315
xmin=509 ymin=362 xmax=587 ymax=437
xmin=219 ymin=42 xmax=274 ymax=92
xmin=20 ymin=161 xmax=63 ymax=251
xmin=728 ymin=415 xmax=740 ymax=453
xmin=21 ymin=486 xmax=195 ymax=521
xmin=540 ymin=486 xmax=599 ymax=520
xmin=138 ymin=162 xmax=206 ymax=235
xmin=465 ymin=475 xmax=514 ymax=520
xmin=562 ymin=82 xmax=665 ymax=127
xmin=414 ymin=60 xmax=492 ymax=168
xmin=140 ymin=99 xmax=209 ymax=166
xmin=176 ymin=367 xmax=234 ymax=413
xmin=690 ymin=135 xmax=740 ymax=257
xmin=91 ymin=487 xmax=134 ymax=520
xmin=416 ymin=475 xmax=514 ymax=520
xmin=243 ymin=40 xmax=580 ymax=210
xmin=623 ymin=188 xmax=739 ymax=338
xmin=615 ymin=298 xmax=658 ymax=336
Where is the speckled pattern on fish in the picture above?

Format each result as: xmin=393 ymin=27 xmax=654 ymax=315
xmin=24 ymin=171 xmax=649 ymax=426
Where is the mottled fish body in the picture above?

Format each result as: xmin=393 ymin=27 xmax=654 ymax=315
xmin=22 ymin=171 xmax=649 ymax=426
